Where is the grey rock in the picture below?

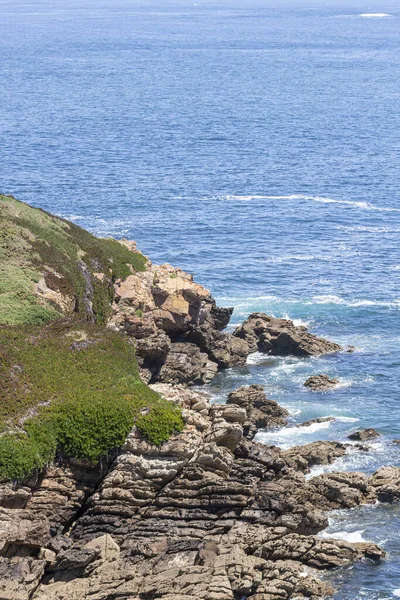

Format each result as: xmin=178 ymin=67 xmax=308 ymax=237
xmin=304 ymin=374 xmax=339 ymax=391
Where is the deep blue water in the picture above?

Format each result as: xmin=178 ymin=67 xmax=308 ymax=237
xmin=1 ymin=1 xmax=399 ymax=597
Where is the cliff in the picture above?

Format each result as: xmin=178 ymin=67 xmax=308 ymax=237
xmin=1 ymin=195 xmax=393 ymax=600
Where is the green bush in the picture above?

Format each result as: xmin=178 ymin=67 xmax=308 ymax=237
xmin=136 ymin=402 xmax=184 ymax=446
xmin=0 ymin=420 xmax=57 ymax=481
xmin=50 ymin=394 xmax=136 ymax=462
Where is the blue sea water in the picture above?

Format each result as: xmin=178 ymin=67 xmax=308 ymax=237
xmin=1 ymin=0 xmax=399 ymax=596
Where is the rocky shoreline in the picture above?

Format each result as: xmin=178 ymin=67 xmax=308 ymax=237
xmin=0 ymin=199 xmax=398 ymax=600
xmin=1 ymin=381 xmax=399 ymax=599
xmin=1 ymin=248 xmax=399 ymax=600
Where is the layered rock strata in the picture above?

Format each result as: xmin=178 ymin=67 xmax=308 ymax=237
xmin=0 ymin=387 xmax=395 ymax=600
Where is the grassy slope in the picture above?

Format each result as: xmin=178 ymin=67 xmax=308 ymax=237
xmin=0 ymin=194 xmax=147 ymax=325
xmin=0 ymin=196 xmax=183 ymax=481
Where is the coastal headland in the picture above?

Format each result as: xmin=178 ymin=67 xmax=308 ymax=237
xmin=1 ymin=195 xmax=399 ymax=599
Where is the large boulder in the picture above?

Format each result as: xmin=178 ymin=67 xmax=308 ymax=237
xmin=185 ymin=320 xmax=250 ymax=369
xmin=234 ymin=313 xmax=342 ymax=357
xmin=369 ymin=466 xmax=400 ymax=503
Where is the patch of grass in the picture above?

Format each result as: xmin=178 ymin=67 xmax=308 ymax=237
xmin=0 ymin=320 xmax=184 ymax=481
xmin=0 ymin=195 xmax=147 ymax=326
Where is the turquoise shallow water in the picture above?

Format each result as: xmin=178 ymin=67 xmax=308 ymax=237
xmin=1 ymin=0 xmax=400 ymax=596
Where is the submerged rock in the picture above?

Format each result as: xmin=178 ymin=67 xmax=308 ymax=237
xmin=304 ymin=374 xmax=339 ymax=391
xmin=297 ymin=416 xmax=336 ymax=428
xmin=234 ymin=312 xmax=342 ymax=357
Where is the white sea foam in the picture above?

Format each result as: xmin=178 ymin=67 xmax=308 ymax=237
xmin=312 ymin=295 xmax=399 ymax=308
xmin=359 ymin=13 xmax=391 ymax=18
xmin=222 ymin=194 xmax=399 ymax=212
xmin=257 ymin=419 xmax=333 ymax=445
xmin=246 ymin=352 xmax=267 ymax=365
xmin=319 ymin=529 xmax=368 ymax=543
xmin=336 ymin=225 xmax=399 ymax=233
xmin=335 ymin=416 xmax=359 ymax=423
xmin=217 ymin=294 xmax=399 ymax=310
xmin=265 ymin=254 xmax=316 ymax=264
xmin=393 ymin=590 xmax=400 ymax=598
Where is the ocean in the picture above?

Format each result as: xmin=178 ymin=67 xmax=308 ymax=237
xmin=1 ymin=0 xmax=399 ymax=596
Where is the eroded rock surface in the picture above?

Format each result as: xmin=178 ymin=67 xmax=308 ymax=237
xmin=109 ymin=265 xmax=342 ymax=386
xmin=0 ymin=388 xmax=390 ymax=600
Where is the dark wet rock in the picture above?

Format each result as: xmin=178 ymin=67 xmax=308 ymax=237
xmin=348 ymin=428 xmax=380 ymax=442
xmin=185 ymin=322 xmax=251 ymax=369
xmin=393 ymin=439 xmax=400 ymax=445
xmin=227 ymin=384 xmax=289 ymax=439
xmin=304 ymin=374 xmax=339 ymax=391
xmin=234 ymin=312 xmax=342 ymax=357
xmin=353 ymin=443 xmax=371 ymax=452
xmin=297 ymin=417 xmax=336 ymax=428
xmin=135 ymin=332 xmax=171 ymax=366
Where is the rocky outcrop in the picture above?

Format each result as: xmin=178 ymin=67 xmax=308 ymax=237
xmin=304 ymin=374 xmax=339 ymax=391
xmin=110 ymin=269 xmax=343 ymax=386
xmin=0 ymin=388 xmax=391 ymax=600
xmin=370 ymin=466 xmax=400 ymax=503
xmin=108 ymin=262 xmax=251 ymax=384
xmin=348 ymin=428 xmax=380 ymax=442
xmin=157 ymin=342 xmax=218 ymax=385
xmin=227 ymin=384 xmax=289 ymax=439
xmin=234 ymin=313 xmax=342 ymax=357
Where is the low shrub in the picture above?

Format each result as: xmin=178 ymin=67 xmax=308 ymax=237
xmin=0 ymin=321 xmax=184 ymax=481
xmin=136 ymin=402 xmax=184 ymax=446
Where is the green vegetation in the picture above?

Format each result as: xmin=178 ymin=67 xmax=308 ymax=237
xmin=0 ymin=197 xmax=184 ymax=482
xmin=0 ymin=320 xmax=184 ymax=481
xmin=0 ymin=194 xmax=147 ymax=326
